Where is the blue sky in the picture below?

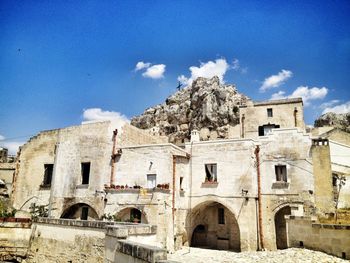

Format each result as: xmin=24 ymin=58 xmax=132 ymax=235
xmin=1 ymin=0 xmax=350 ymax=153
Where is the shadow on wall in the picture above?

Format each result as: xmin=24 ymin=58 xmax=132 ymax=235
xmin=60 ymin=203 xmax=99 ymax=220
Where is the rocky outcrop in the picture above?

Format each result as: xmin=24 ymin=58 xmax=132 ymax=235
xmin=131 ymin=76 xmax=249 ymax=143
xmin=314 ymin=112 xmax=350 ymax=133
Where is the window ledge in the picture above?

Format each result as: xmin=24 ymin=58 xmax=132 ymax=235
xmin=76 ymin=184 xmax=89 ymax=189
xmin=201 ymin=182 xmax=218 ymax=188
xmin=272 ymin=182 xmax=289 ymax=189
xmin=39 ymin=185 xmax=51 ymax=190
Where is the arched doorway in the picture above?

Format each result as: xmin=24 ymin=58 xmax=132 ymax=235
xmin=116 ymin=207 xmax=147 ymax=223
xmin=188 ymin=202 xmax=240 ymax=251
xmin=61 ymin=203 xmax=99 ymax=220
xmin=274 ymin=206 xmax=291 ymax=249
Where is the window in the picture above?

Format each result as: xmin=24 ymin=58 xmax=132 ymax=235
xmin=267 ymin=108 xmax=273 ymax=117
xmin=218 ymin=208 xmax=225 ymax=224
xmin=147 ymin=174 xmax=156 ymax=188
xmin=81 ymin=206 xmax=89 ymax=220
xmin=258 ymin=124 xmax=280 ymax=136
xmin=180 ymin=177 xmax=184 ymax=190
xmin=43 ymin=164 xmax=54 ymax=186
xmin=130 ymin=208 xmax=141 ymax=223
xmin=81 ymin=162 xmax=91 ymax=185
xmin=205 ymin=164 xmax=217 ymax=182
xmin=275 ymin=165 xmax=287 ymax=182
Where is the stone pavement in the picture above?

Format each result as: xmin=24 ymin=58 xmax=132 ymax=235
xmin=167 ymin=247 xmax=348 ymax=263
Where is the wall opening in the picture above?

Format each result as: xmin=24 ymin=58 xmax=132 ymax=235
xmin=205 ymin=164 xmax=217 ymax=182
xmin=258 ymin=124 xmax=280 ymax=136
xmin=274 ymin=206 xmax=291 ymax=249
xmin=61 ymin=203 xmax=99 ymax=220
xmin=42 ymin=164 xmax=54 ymax=186
xmin=81 ymin=162 xmax=91 ymax=185
xmin=115 ymin=207 xmax=147 ymax=223
xmin=188 ymin=202 xmax=240 ymax=251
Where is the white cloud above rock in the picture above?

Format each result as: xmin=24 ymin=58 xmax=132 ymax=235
xmin=135 ymin=61 xmax=166 ymax=79
xmin=177 ymin=58 xmax=230 ymax=86
xmin=322 ymin=101 xmax=350 ymax=114
xmin=82 ymin=108 xmax=129 ymax=129
xmin=270 ymin=86 xmax=328 ymax=106
xmin=142 ymin=64 xmax=166 ymax=79
xmin=260 ymin=69 xmax=293 ymax=92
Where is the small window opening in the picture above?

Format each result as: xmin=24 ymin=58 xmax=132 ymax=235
xmin=342 ymin=252 xmax=346 ymax=259
xmin=147 ymin=174 xmax=156 ymax=188
xmin=332 ymin=174 xmax=338 ymax=187
xmin=267 ymin=108 xmax=273 ymax=117
xmin=205 ymin=164 xmax=217 ymax=182
xmin=81 ymin=207 xmax=89 ymax=220
xmin=130 ymin=208 xmax=141 ymax=223
xmin=43 ymin=164 xmax=54 ymax=186
xmin=275 ymin=165 xmax=287 ymax=182
xmin=180 ymin=177 xmax=184 ymax=190
xmin=81 ymin=162 xmax=91 ymax=185
xmin=299 ymin=241 xmax=304 ymax=247
xmin=218 ymin=208 xmax=225 ymax=224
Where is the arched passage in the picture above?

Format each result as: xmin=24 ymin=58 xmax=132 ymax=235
xmin=61 ymin=203 xmax=99 ymax=220
xmin=115 ymin=207 xmax=148 ymax=223
xmin=187 ymin=202 xmax=240 ymax=251
xmin=274 ymin=205 xmax=291 ymax=249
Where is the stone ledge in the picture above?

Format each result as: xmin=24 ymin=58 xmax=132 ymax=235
xmin=116 ymin=240 xmax=167 ymax=263
xmin=106 ymin=224 xmax=157 ymax=238
xmin=201 ymin=182 xmax=218 ymax=188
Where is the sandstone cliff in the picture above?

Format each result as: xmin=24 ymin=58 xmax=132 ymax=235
xmin=314 ymin=112 xmax=350 ymax=133
xmin=131 ymin=76 xmax=249 ymax=143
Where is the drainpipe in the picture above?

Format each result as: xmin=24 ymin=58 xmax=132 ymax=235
xmin=241 ymin=114 xmax=245 ymax=138
xmin=110 ymin=129 xmax=118 ymax=186
xmin=294 ymin=107 xmax=298 ymax=127
xmin=172 ymin=155 xmax=176 ymax=232
xmin=255 ymin=145 xmax=264 ymax=250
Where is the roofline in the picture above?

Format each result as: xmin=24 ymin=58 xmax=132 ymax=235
xmin=251 ymin=97 xmax=303 ymax=107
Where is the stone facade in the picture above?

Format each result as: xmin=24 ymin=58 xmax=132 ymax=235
xmin=9 ymin=79 xmax=350 ymax=259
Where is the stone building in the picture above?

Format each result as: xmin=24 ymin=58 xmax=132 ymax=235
xmin=10 ymin=78 xmax=349 ymax=253
xmin=0 ymin=147 xmax=16 ymax=197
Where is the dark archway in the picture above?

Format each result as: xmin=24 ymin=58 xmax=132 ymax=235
xmin=115 ymin=207 xmax=148 ymax=223
xmin=274 ymin=206 xmax=291 ymax=249
xmin=61 ymin=203 xmax=99 ymax=220
xmin=188 ymin=202 xmax=240 ymax=251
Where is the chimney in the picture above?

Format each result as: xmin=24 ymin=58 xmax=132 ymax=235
xmin=190 ymin=130 xmax=200 ymax=143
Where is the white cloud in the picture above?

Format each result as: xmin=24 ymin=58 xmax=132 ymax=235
xmin=232 ymin=59 xmax=240 ymax=70
xmin=322 ymin=101 xmax=350 ymax=114
xmin=82 ymin=108 xmax=129 ymax=129
xmin=0 ymin=141 xmax=24 ymax=155
xmin=178 ymin=58 xmax=230 ymax=86
xmin=0 ymin=134 xmax=4 ymax=141
xmin=320 ymin=100 xmax=340 ymax=109
xmin=270 ymin=86 xmax=328 ymax=106
xmin=270 ymin=91 xmax=286 ymax=100
xmin=135 ymin=61 xmax=151 ymax=71
xmin=260 ymin=69 xmax=293 ymax=92
xmin=142 ymin=64 xmax=166 ymax=79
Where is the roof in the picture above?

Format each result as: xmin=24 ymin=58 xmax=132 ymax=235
xmin=253 ymin=97 xmax=303 ymax=107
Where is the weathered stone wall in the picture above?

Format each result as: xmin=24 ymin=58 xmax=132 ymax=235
xmin=311 ymin=139 xmax=334 ymax=214
xmin=240 ymin=98 xmax=305 ymax=139
xmin=12 ymin=128 xmax=58 ymax=210
xmin=0 ymin=222 xmax=32 ymax=262
xmin=286 ymin=216 xmax=350 ymax=259
xmin=0 ymin=162 xmax=15 ymax=195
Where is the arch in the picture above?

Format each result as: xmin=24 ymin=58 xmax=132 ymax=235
xmin=186 ymin=201 xmax=241 ymax=251
xmin=60 ymin=203 xmax=99 ymax=220
xmin=115 ymin=207 xmax=148 ymax=223
xmin=274 ymin=205 xmax=291 ymax=249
